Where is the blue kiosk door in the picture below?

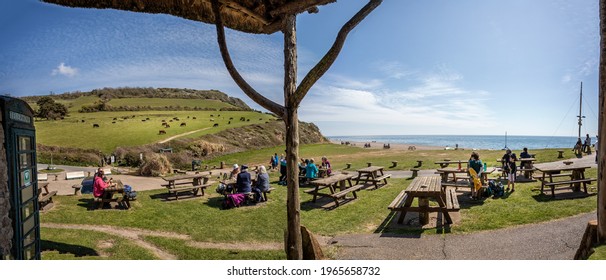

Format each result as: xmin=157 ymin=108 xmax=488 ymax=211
xmin=1 ymin=96 xmax=39 ymax=260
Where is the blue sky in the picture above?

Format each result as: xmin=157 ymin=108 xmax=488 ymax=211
xmin=0 ymin=0 xmax=600 ymax=137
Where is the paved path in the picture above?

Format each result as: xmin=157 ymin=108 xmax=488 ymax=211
xmin=330 ymin=212 xmax=596 ymax=260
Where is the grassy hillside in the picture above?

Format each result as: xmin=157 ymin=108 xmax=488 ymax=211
xmin=35 ymin=110 xmax=275 ymax=153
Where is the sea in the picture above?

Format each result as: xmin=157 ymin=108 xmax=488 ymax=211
xmin=326 ymin=135 xmax=589 ymax=150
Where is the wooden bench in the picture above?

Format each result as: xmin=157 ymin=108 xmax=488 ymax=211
xmin=304 ymin=184 xmax=330 ymax=194
xmin=542 ymin=178 xmax=596 ymax=197
xmin=91 ymin=196 xmax=129 ymax=210
xmin=261 ymin=187 xmax=276 ymax=202
xmin=38 ymin=190 xmax=57 ymax=212
xmin=165 ymin=180 xmax=215 ymax=200
xmin=388 ymin=189 xmax=408 ymax=211
xmin=444 ymin=188 xmax=460 ymax=211
xmin=409 ymin=168 xmax=419 ymax=178
xmin=65 ymin=171 xmax=86 ymax=180
xmin=330 ymin=184 xmax=364 ymax=207
xmin=72 ymin=184 xmax=82 ymax=195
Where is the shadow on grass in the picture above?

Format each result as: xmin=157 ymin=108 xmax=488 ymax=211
xmin=531 ymin=191 xmax=596 ymax=202
xmin=148 ymin=192 xmax=205 ymax=202
xmin=41 ymin=240 xmax=99 ymax=257
xmin=374 ymin=211 xmax=454 ymax=237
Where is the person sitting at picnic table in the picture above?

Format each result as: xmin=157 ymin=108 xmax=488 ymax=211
xmin=519 ymin=147 xmax=531 ymax=169
xmin=468 ymin=152 xmax=483 ymax=200
xmin=304 ymin=158 xmax=319 ymax=184
xmin=93 ymin=168 xmax=115 ymax=200
xmin=252 ymin=165 xmax=270 ymax=202
xmin=321 ymin=156 xmax=332 ymax=176
xmin=502 ymin=150 xmax=517 ymax=192
xmin=228 ymin=164 xmax=240 ymax=180
xmin=573 ymin=138 xmax=583 ymax=155
xmin=279 ymin=155 xmax=287 ymax=185
xmin=236 ymin=165 xmax=252 ymax=194
xmin=298 ymin=158 xmax=308 ymax=176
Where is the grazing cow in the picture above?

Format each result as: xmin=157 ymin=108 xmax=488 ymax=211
xmin=192 ymin=117 xmax=197 ymax=119
xmin=113 ymin=117 xmax=117 ymax=120
xmin=159 ymin=130 xmax=166 ymax=135
xmin=180 ymin=122 xmax=186 ymax=127
xmin=210 ymin=118 xmax=215 ymax=122
xmin=187 ymin=116 xmax=190 ymax=119
xmin=210 ymin=114 xmax=214 ymax=117
xmin=81 ymin=120 xmax=85 ymax=123
xmin=259 ymin=118 xmax=262 ymax=120
xmin=161 ymin=119 xmax=166 ymax=122
xmin=213 ymin=123 xmax=219 ymax=127
xmin=165 ymin=124 xmax=170 ymax=128
xmin=146 ymin=117 xmax=150 ymax=120
xmin=228 ymin=121 xmax=231 ymax=124
xmin=246 ymin=119 xmax=250 ymax=122
xmin=229 ymin=117 xmax=233 ymax=120
xmin=112 ymin=121 xmax=116 ymax=124
xmin=93 ymin=124 xmax=99 ymax=128
xmin=169 ymin=120 xmax=173 ymax=122
xmin=162 ymin=122 xmax=167 ymax=126
xmin=218 ymin=114 xmax=220 ymax=117
xmin=239 ymin=117 xmax=246 ymax=121
xmin=142 ymin=119 xmax=146 ymax=122
xmin=132 ymin=115 xmax=136 ymax=118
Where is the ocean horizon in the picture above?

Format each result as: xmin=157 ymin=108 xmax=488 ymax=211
xmin=326 ymin=135 xmax=591 ymax=150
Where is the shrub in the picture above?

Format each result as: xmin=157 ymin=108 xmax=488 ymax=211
xmin=138 ymin=153 xmax=172 ymax=176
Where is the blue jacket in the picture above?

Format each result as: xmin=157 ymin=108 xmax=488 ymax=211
xmin=236 ymin=171 xmax=252 ymax=193
xmin=305 ymin=163 xmax=319 ymax=179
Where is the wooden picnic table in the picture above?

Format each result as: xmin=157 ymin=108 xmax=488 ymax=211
xmin=387 ymin=176 xmax=459 ymax=225
xmin=497 ymin=157 xmax=537 ymax=179
xmin=37 ymin=181 xmax=56 ymax=212
xmin=354 ymin=166 xmax=391 ymax=189
xmin=161 ymin=173 xmax=213 ymax=200
xmin=306 ymin=173 xmax=364 ymax=208
xmin=434 ymin=160 xmax=466 ymax=169
xmin=535 ymin=164 xmax=596 ymax=198
xmin=92 ymin=180 xmax=130 ymax=209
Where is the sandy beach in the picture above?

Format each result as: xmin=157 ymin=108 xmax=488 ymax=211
xmin=330 ymin=140 xmax=444 ymax=151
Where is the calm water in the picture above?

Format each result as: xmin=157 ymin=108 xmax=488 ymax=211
xmin=327 ymin=135 xmax=588 ymax=150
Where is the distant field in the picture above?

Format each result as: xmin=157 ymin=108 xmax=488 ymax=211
xmin=38 ymin=96 xmax=237 ymax=113
xmin=35 ymin=109 xmax=274 ymax=153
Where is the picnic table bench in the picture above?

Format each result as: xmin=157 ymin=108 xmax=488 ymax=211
xmin=307 ymin=173 xmax=364 ymax=208
xmin=38 ymin=182 xmax=57 ymax=212
xmin=434 ymin=160 xmax=465 ymax=169
xmin=65 ymin=171 xmax=86 ymax=180
xmin=354 ymin=166 xmax=391 ymax=189
xmin=388 ymin=176 xmax=458 ymax=225
xmin=161 ymin=174 xmax=213 ymax=200
xmin=535 ymin=164 xmax=596 ymax=197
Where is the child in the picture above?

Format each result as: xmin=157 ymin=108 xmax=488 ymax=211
xmin=502 ymin=150 xmax=517 ymax=192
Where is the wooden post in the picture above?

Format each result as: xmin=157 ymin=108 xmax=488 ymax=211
xmin=346 ymin=163 xmax=351 ymax=169
xmin=367 ymin=162 xmax=372 ymax=167
xmin=418 ymin=198 xmax=429 ymax=225
xmin=599 ymin=0 xmax=606 ymax=240
xmin=283 ymin=15 xmax=302 ymax=260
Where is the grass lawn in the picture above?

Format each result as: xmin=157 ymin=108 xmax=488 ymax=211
xmin=588 ymin=244 xmax=606 ymax=260
xmin=40 ymin=168 xmax=597 ymax=259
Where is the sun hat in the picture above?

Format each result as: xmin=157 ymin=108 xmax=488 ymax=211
xmin=233 ymin=164 xmax=239 ymax=169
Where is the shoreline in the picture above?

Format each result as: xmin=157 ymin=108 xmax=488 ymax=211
xmin=330 ymin=140 xmax=444 ymax=151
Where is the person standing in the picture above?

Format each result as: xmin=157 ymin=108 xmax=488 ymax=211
xmin=468 ymin=152 xmax=483 ymax=199
xmin=583 ymin=134 xmax=592 ymax=154
xmin=502 ymin=150 xmax=517 ymax=192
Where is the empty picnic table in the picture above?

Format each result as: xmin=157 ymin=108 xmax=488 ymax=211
xmin=535 ymin=164 xmax=596 ymax=198
xmin=434 ymin=160 xmax=465 ymax=169
xmin=388 ymin=176 xmax=459 ymax=225
xmin=38 ymin=182 xmax=57 ymax=212
xmin=306 ymin=173 xmax=364 ymax=208
xmin=161 ymin=173 xmax=213 ymax=200
xmin=354 ymin=166 xmax=391 ymax=189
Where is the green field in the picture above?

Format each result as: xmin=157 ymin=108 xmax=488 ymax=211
xmin=35 ymin=108 xmax=274 ymax=153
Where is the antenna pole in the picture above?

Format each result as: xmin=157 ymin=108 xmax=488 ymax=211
xmin=578 ymin=82 xmax=585 ymax=139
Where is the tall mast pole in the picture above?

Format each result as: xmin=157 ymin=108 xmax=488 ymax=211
xmin=578 ymin=82 xmax=585 ymax=139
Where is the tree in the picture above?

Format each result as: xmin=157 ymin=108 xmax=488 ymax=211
xmin=35 ymin=96 xmax=68 ymax=120
xmin=210 ymin=0 xmax=382 ymax=259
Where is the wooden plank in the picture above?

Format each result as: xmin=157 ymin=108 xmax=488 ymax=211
xmin=388 ymin=190 xmax=408 ymax=210
xmin=544 ymin=178 xmax=596 ymax=186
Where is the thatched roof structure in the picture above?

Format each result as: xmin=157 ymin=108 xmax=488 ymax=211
xmin=42 ymin=0 xmax=336 ymax=34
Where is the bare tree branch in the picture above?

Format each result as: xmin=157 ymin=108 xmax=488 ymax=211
xmin=292 ymin=0 xmax=382 ymax=106
xmin=211 ymin=0 xmax=285 ymax=117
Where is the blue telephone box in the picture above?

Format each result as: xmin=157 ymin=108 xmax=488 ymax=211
xmin=0 ymin=96 xmax=39 ymax=260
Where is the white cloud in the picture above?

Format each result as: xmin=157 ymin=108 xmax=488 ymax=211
xmin=561 ymin=74 xmax=572 ymax=83
xmin=51 ymin=63 xmax=78 ymax=77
